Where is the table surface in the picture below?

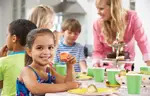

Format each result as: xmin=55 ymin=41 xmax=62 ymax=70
xmin=45 ymin=80 xmax=150 ymax=96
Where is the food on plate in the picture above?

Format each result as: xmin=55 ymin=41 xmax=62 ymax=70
xmin=87 ymin=84 xmax=98 ymax=93
xmin=75 ymin=72 xmax=93 ymax=80
xmin=60 ymin=52 xmax=69 ymax=62
xmin=119 ymin=70 xmax=126 ymax=76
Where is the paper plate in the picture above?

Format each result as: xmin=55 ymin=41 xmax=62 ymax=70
xmin=105 ymin=81 xmax=120 ymax=87
xmin=68 ymin=88 xmax=116 ymax=95
xmin=76 ymin=73 xmax=93 ymax=81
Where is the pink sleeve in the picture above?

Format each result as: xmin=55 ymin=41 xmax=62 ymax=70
xmin=92 ymin=20 xmax=105 ymax=59
xmin=133 ymin=12 xmax=150 ymax=61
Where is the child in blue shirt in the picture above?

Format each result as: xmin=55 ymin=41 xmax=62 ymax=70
xmin=54 ymin=18 xmax=87 ymax=72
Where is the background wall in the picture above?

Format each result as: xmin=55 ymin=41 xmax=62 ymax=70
xmin=0 ymin=0 xmax=13 ymax=46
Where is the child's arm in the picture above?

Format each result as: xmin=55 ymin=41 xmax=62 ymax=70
xmin=0 ymin=81 xmax=3 ymax=88
xmin=79 ymin=46 xmax=87 ymax=72
xmin=79 ymin=60 xmax=87 ymax=72
xmin=64 ymin=63 xmax=74 ymax=82
xmin=50 ymin=67 xmax=65 ymax=83
xmin=51 ymin=55 xmax=76 ymax=83
xmin=21 ymin=67 xmax=79 ymax=94
xmin=0 ymin=45 xmax=8 ymax=57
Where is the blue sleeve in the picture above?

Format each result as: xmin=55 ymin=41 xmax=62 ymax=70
xmin=54 ymin=49 xmax=60 ymax=63
xmin=79 ymin=46 xmax=85 ymax=61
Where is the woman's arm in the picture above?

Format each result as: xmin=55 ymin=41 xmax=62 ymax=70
xmin=21 ymin=67 xmax=79 ymax=94
xmin=133 ymin=12 xmax=150 ymax=64
xmin=92 ymin=20 xmax=106 ymax=67
xmin=93 ymin=20 xmax=105 ymax=59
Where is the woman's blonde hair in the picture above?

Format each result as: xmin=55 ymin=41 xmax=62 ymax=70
xmin=97 ymin=0 xmax=127 ymax=44
xmin=28 ymin=5 xmax=55 ymax=28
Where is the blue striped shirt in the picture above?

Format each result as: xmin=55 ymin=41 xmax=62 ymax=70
xmin=54 ymin=41 xmax=85 ymax=72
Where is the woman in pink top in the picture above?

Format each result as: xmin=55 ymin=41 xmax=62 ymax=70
xmin=92 ymin=0 xmax=150 ymax=70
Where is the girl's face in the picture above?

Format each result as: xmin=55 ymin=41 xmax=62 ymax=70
xmin=63 ymin=30 xmax=80 ymax=46
xmin=29 ymin=34 xmax=55 ymax=66
xmin=96 ymin=0 xmax=111 ymax=21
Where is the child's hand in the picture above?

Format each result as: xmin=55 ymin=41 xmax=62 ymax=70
xmin=0 ymin=45 xmax=8 ymax=57
xmin=66 ymin=54 xmax=76 ymax=65
xmin=66 ymin=82 xmax=80 ymax=90
xmin=60 ymin=52 xmax=76 ymax=65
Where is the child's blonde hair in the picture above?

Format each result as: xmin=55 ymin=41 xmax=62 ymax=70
xmin=28 ymin=5 xmax=55 ymax=28
xmin=61 ymin=18 xmax=81 ymax=33
xmin=96 ymin=0 xmax=127 ymax=44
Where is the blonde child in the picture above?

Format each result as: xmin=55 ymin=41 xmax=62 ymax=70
xmin=16 ymin=28 xmax=79 ymax=95
xmin=0 ymin=19 xmax=37 ymax=96
xmin=54 ymin=18 xmax=87 ymax=72
xmin=28 ymin=5 xmax=62 ymax=46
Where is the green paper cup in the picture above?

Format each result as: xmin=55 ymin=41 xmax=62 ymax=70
xmin=107 ymin=69 xmax=120 ymax=85
xmin=140 ymin=66 xmax=150 ymax=75
xmin=56 ymin=65 xmax=66 ymax=76
xmin=140 ymin=66 xmax=148 ymax=74
xmin=126 ymin=74 xmax=142 ymax=94
xmin=87 ymin=67 xmax=93 ymax=77
xmin=93 ymin=67 xmax=105 ymax=82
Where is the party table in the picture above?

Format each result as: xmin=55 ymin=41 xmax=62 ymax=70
xmin=45 ymin=80 xmax=150 ymax=96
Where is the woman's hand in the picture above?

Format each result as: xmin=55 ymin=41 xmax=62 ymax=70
xmin=93 ymin=63 xmax=100 ymax=67
xmin=146 ymin=60 xmax=150 ymax=66
xmin=0 ymin=45 xmax=8 ymax=57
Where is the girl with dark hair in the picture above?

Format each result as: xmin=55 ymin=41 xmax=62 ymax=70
xmin=16 ymin=28 xmax=79 ymax=96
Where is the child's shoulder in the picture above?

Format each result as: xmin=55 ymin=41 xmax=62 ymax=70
xmin=74 ymin=43 xmax=84 ymax=48
xmin=21 ymin=66 xmax=35 ymax=75
xmin=1 ymin=54 xmax=25 ymax=62
xmin=0 ymin=54 xmax=24 ymax=64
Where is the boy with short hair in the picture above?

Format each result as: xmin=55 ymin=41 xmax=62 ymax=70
xmin=54 ymin=18 xmax=87 ymax=72
xmin=0 ymin=19 xmax=37 ymax=96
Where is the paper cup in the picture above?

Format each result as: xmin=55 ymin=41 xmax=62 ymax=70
xmin=87 ymin=67 xmax=93 ymax=77
xmin=93 ymin=67 xmax=105 ymax=82
xmin=56 ymin=65 xmax=66 ymax=76
xmin=126 ymin=74 xmax=142 ymax=94
xmin=107 ymin=69 xmax=120 ymax=85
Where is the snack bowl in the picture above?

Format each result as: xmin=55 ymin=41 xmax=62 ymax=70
xmin=142 ymin=74 xmax=150 ymax=85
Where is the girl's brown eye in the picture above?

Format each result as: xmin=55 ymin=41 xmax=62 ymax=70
xmin=48 ymin=46 xmax=54 ymax=50
xmin=36 ymin=46 xmax=43 ymax=50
